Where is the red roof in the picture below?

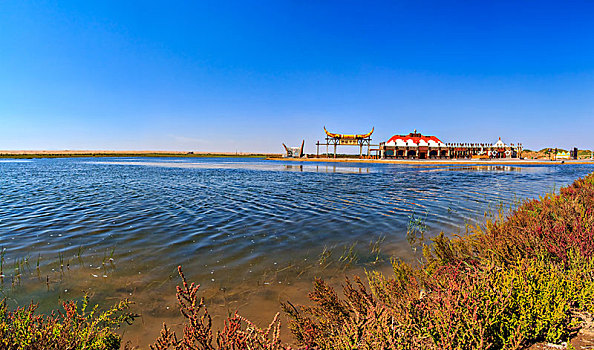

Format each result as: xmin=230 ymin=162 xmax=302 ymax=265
xmin=387 ymin=133 xmax=443 ymax=144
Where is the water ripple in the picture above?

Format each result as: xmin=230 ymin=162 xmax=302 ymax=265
xmin=0 ymin=157 xmax=593 ymax=310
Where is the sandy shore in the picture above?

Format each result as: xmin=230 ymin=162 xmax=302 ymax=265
xmin=267 ymin=157 xmax=594 ymax=165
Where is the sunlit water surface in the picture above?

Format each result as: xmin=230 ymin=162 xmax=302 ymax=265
xmin=1 ymin=157 xmax=593 ymax=346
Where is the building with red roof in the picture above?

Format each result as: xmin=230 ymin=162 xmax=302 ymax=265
xmin=379 ymin=130 xmax=523 ymax=159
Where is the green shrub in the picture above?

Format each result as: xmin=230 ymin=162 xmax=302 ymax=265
xmin=0 ymin=295 xmax=137 ymax=350
xmin=283 ymin=252 xmax=594 ymax=349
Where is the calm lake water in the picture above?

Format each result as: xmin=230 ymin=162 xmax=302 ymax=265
xmin=1 ymin=157 xmax=593 ymax=345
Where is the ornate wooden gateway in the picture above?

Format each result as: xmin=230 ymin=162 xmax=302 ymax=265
xmin=316 ymin=127 xmax=374 ymax=158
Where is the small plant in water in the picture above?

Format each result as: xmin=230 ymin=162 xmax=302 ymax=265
xmin=406 ymin=211 xmax=428 ymax=252
xmin=369 ymin=234 xmax=386 ymax=264
xmin=0 ymin=247 xmax=5 ymax=281
xmin=318 ymin=246 xmax=332 ymax=269
xmin=338 ymin=242 xmax=359 ymax=269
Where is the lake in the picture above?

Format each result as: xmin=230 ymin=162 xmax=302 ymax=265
xmin=1 ymin=157 xmax=593 ymax=346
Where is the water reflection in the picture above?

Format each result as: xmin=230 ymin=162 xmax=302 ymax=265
xmin=284 ymin=164 xmax=371 ymax=173
xmin=92 ymin=160 xmax=374 ymax=174
xmin=421 ymin=165 xmax=528 ymax=172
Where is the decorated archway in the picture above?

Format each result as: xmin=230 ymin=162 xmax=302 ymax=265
xmin=316 ymin=127 xmax=374 ymax=158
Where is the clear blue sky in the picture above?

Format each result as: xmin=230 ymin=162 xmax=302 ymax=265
xmin=1 ymin=1 xmax=593 ymax=152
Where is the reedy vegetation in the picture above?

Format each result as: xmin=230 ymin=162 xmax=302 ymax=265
xmin=2 ymin=172 xmax=594 ymax=349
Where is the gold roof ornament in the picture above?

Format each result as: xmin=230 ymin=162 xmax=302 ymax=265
xmin=323 ymin=126 xmax=374 ymax=140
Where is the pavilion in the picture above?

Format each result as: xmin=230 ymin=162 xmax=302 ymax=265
xmin=316 ymin=127 xmax=374 ymax=158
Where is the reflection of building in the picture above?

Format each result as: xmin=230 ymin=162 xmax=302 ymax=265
xmin=379 ymin=130 xmax=523 ymax=159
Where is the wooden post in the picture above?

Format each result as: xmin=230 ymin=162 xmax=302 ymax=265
xmin=333 ymin=142 xmax=337 ymax=158
xmin=316 ymin=141 xmax=319 ymax=158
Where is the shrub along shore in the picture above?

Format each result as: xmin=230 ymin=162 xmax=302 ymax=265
xmin=2 ymin=173 xmax=594 ymax=349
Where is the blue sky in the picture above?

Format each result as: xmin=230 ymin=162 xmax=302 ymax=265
xmin=1 ymin=1 xmax=593 ymax=152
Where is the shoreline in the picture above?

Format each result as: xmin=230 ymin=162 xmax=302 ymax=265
xmin=0 ymin=150 xmax=280 ymax=159
xmin=267 ymin=156 xmax=594 ymax=165
xmin=3 ymin=151 xmax=593 ymax=165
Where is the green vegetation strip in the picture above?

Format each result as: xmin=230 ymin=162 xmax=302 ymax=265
xmin=2 ymin=173 xmax=594 ymax=349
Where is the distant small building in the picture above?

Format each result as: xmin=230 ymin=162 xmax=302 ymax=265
xmin=556 ymin=151 xmax=571 ymax=160
xmin=282 ymin=140 xmax=305 ymax=158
